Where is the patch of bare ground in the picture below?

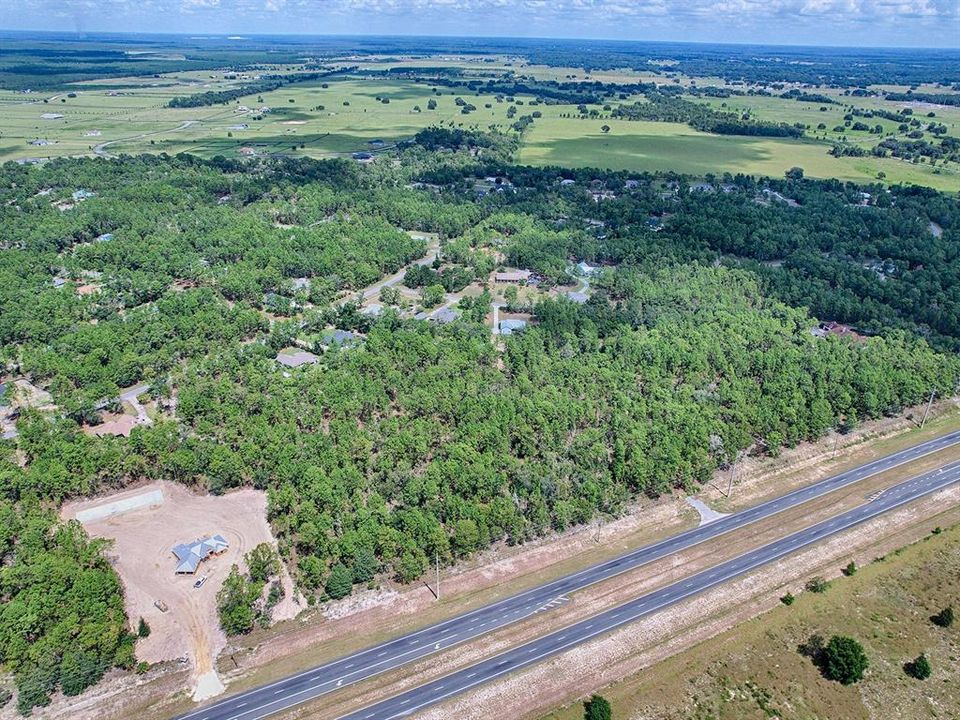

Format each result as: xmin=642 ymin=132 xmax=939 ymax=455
xmin=58 ymin=480 xmax=299 ymax=715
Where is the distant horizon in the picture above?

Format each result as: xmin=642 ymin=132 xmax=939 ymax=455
xmin=1 ymin=0 xmax=957 ymax=50
xmin=2 ymin=27 xmax=959 ymax=54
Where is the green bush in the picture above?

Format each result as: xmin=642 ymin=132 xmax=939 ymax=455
xmin=932 ymin=605 xmax=954 ymax=628
xmin=822 ymin=635 xmax=869 ymax=685
xmin=325 ymin=563 xmax=353 ymax=600
xmin=585 ymin=693 xmax=613 ymax=720
xmin=905 ymin=653 xmax=931 ymax=680
xmin=217 ymin=565 xmax=258 ymax=635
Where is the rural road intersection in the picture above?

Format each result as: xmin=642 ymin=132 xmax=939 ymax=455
xmin=175 ymin=430 xmax=960 ymax=720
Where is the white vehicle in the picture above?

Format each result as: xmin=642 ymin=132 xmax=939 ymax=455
xmin=193 ymin=575 xmax=208 ymax=589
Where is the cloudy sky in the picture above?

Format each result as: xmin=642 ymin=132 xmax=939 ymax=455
xmin=1 ymin=0 xmax=958 ymax=48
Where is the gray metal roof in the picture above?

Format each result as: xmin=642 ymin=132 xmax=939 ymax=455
xmin=430 ymin=307 xmax=459 ymax=324
xmin=499 ymin=319 xmax=527 ymax=335
xmin=276 ymin=350 xmax=319 ymax=368
xmin=172 ymin=535 xmax=229 ymax=573
xmin=323 ymin=329 xmax=356 ymax=345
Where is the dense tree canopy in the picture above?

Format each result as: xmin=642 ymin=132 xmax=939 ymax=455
xmin=0 ymin=144 xmax=958 ymax=713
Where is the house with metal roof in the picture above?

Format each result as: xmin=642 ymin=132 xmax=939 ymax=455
xmin=494 ymin=270 xmax=532 ymax=283
xmin=276 ymin=349 xmax=319 ymax=368
xmin=321 ymin=329 xmax=357 ymax=347
xmin=499 ymin=319 xmax=527 ymax=335
xmin=172 ymin=534 xmax=229 ymax=574
xmin=430 ymin=307 xmax=460 ymax=324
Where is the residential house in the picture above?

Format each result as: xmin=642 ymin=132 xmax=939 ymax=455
xmin=321 ymin=329 xmax=357 ymax=348
xmin=494 ymin=270 xmax=532 ymax=284
xmin=276 ymin=349 xmax=319 ymax=368
xmin=172 ymin=535 xmax=229 ymax=574
xmin=499 ymin=319 xmax=527 ymax=335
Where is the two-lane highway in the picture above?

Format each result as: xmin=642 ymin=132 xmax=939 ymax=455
xmin=342 ymin=458 xmax=960 ymax=720
xmin=176 ymin=430 xmax=960 ymax=720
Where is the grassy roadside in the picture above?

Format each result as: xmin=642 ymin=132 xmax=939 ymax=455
xmin=542 ymin=523 xmax=960 ymax=720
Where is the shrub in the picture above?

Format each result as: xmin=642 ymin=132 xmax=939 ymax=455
xmin=904 ymin=653 xmax=931 ymax=680
xmin=781 ymin=592 xmax=795 ymax=606
xmin=932 ymin=606 xmax=954 ymax=628
xmin=584 ymin=693 xmax=612 ymax=720
xmin=325 ymin=563 xmax=353 ymax=600
xmin=352 ymin=545 xmax=378 ymax=584
xmin=822 ymin=635 xmax=869 ymax=685
xmin=806 ymin=576 xmax=830 ymax=593
xmin=217 ymin=565 xmax=258 ymax=635
xmin=137 ymin=617 xmax=151 ymax=638
xmin=246 ymin=543 xmax=280 ymax=584
xmin=842 ymin=561 xmax=857 ymax=577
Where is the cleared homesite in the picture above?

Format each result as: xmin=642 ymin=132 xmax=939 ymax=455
xmin=61 ymin=481 xmax=300 ymax=700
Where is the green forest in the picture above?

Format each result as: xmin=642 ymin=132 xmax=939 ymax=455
xmin=1 ymin=134 xmax=959 ymax=712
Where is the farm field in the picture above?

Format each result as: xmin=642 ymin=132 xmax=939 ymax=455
xmin=518 ymin=113 xmax=960 ymax=190
xmin=0 ymin=75 xmax=536 ymax=161
xmin=2 ymin=65 xmax=957 ymax=190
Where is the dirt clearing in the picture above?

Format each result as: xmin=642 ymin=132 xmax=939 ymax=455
xmin=62 ymin=481 xmax=299 ymax=700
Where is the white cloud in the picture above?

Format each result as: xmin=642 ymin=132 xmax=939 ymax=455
xmin=0 ymin=0 xmax=956 ymax=45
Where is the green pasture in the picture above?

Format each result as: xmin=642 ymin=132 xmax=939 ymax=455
xmin=1 ymin=67 xmax=957 ymax=191
xmin=697 ymin=93 xmax=960 ymax=148
xmin=0 ymin=75 xmax=534 ymax=160
xmin=518 ymin=104 xmax=960 ymax=191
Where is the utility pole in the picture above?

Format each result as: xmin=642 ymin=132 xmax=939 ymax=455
xmin=920 ymin=390 xmax=936 ymax=429
xmin=726 ymin=450 xmax=742 ymax=498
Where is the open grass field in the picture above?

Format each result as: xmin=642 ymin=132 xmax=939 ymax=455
xmin=541 ymin=523 xmax=960 ymax=720
xmin=1 ymin=62 xmax=958 ymax=191
xmin=518 ymin=111 xmax=960 ymax=190
xmin=0 ymin=74 xmax=534 ymax=161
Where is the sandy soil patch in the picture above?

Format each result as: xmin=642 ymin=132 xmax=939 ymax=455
xmin=83 ymin=411 xmax=139 ymax=437
xmin=61 ymin=481 xmax=300 ymax=698
xmin=10 ymin=378 xmax=56 ymax=411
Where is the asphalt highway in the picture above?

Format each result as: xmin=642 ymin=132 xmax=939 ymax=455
xmin=175 ymin=430 xmax=960 ymax=720
xmin=341 ymin=457 xmax=960 ymax=720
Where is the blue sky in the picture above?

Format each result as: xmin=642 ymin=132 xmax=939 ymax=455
xmin=1 ymin=0 xmax=958 ymax=48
